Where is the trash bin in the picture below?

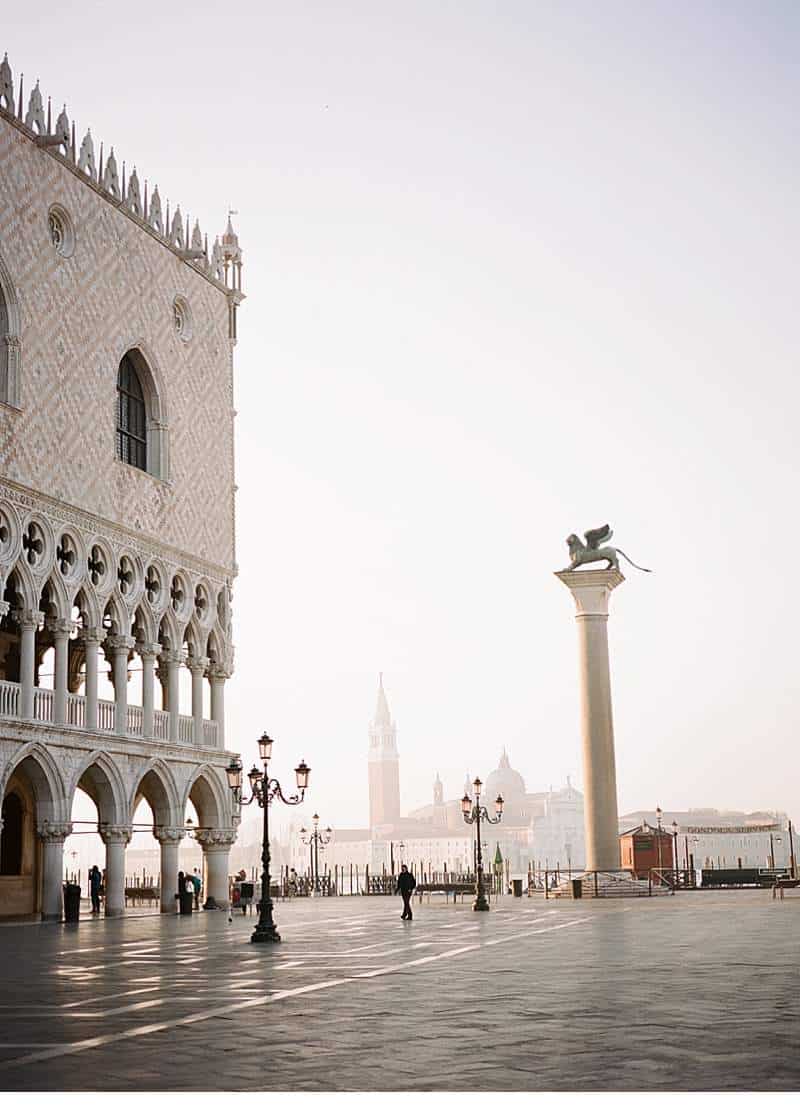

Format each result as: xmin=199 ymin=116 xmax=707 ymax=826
xmin=63 ymin=882 xmax=81 ymax=923
xmin=571 ymin=878 xmax=583 ymax=899
xmin=512 ymin=878 xmax=523 ymax=898
xmin=179 ymin=889 xmax=194 ymax=915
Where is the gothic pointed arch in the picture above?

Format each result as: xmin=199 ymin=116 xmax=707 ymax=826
xmin=129 ymin=757 xmax=181 ymax=828
xmin=182 ymin=763 xmax=229 ymax=830
xmin=115 ymin=345 xmax=169 ymax=479
xmin=0 ymin=741 xmax=68 ymax=825
xmin=0 ymin=245 xmax=21 ymax=408
xmin=69 ymin=750 xmax=127 ymax=827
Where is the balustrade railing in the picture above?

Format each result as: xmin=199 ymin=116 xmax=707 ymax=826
xmin=33 ymin=686 xmax=54 ymax=722
xmin=0 ymin=679 xmax=20 ymax=717
xmin=0 ymin=680 xmax=219 ymax=747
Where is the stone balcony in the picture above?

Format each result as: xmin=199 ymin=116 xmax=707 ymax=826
xmin=0 ymin=679 xmax=219 ymax=747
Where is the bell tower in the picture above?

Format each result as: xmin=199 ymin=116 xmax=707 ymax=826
xmin=368 ymin=673 xmax=400 ymax=831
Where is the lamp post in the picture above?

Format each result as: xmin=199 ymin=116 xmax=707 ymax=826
xmin=655 ymin=805 xmax=663 ymax=877
xmin=671 ymin=820 xmax=679 ymax=886
xmin=461 ymin=777 xmax=503 ymax=912
xmin=226 ymin=733 xmax=310 ymax=943
xmin=300 ymin=814 xmax=333 ymax=894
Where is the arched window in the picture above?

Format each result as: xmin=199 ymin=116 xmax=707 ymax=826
xmin=0 ymin=792 xmax=23 ymax=876
xmin=0 ymin=283 xmax=8 ymax=402
xmin=116 ymin=353 xmax=147 ymax=471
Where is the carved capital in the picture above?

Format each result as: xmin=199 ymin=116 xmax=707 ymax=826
xmin=100 ymin=824 xmax=133 ymax=845
xmin=47 ymin=617 xmax=75 ymax=639
xmin=207 ymin=664 xmax=232 ymax=682
xmin=153 ymin=826 xmax=185 ymax=845
xmin=194 ymin=828 xmax=237 ymax=849
xmin=15 ymin=609 xmax=44 ymax=632
xmin=136 ymin=641 xmax=162 ymax=662
xmin=105 ymin=634 xmax=136 ymax=654
xmin=80 ymin=626 xmax=107 ymax=647
xmin=159 ymin=648 xmax=183 ymax=668
xmin=38 ymin=821 xmax=72 ymax=842
xmin=186 ymin=655 xmax=209 ymax=676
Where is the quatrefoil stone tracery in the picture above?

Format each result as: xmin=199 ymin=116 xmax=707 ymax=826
xmin=118 ymin=558 xmax=134 ymax=594
xmin=88 ymin=546 xmax=106 ymax=585
xmin=22 ymin=523 xmax=44 ymax=566
xmin=170 ymin=578 xmax=184 ymax=612
xmin=57 ymin=536 xmax=76 ymax=575
xmin=145 ymin=568 xmax=161 ymax=604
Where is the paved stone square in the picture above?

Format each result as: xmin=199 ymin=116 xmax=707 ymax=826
xmin=0 ymin=890 xmax=798 ymax=1092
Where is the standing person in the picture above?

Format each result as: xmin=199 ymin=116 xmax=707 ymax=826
xmin=191 ymin=868 xmax=202 ymax=910
xmin=396 ymin=863 xmax=416 ymax=921
xmin=89 ymin=865 xmax=102 ymax=914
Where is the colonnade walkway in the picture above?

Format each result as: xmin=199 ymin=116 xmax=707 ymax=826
xmin=0 ymin=891 xmax=797 ymax=1091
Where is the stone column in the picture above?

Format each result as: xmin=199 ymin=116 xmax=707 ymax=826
xmin=138 ymin=643 xmax=161 ymax=739
xmin=107 ymin=635 xmax=135 ymax=736
xmin=81 ymin=627 xmax=106 ymax=730
xmin=154 ymin=826 xmax=184 ymax=912
xmin=195 ymin=828 xmax=237 ymax=907
xmin=18 ymin=610 xmax=43 ymax=719
xmin=161 ymin=649 xmax=182 ymax=743
xmin=556 ymin=568 xmax=625 ymax=872
xmin=187 ymin=656 xmax=208 ymax=745
xmin=208 ymin=666 xmax=228 ymax=749
xmin=38 ymin=821 xmax=72 ymax=921
xmin=100 ymin=825 xmax=132 ymax=917
xmin=50 ymin=618 xmax=72 ymax=726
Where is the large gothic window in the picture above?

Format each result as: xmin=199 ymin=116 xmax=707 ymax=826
xmin=116 ymin=353 xmax=147 ymax=471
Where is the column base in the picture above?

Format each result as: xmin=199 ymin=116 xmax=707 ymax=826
xmin=472 ymin=898 xmax=490 ymax=912
xmin=41 ymin=912 xmax=62 ymax=922
xmin=105 ymin=907 xmax=125 ymax=918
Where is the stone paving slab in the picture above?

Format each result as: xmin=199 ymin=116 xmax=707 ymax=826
xmin=0 ymin=891 xmax=798 ymax=1091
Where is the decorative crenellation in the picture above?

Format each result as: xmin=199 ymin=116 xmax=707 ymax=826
xmin=0 ymin=50 xmax=243 ymax=296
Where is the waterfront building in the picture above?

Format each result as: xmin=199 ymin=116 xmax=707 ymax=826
xmin=0 ymin=50 xmax=241 ymax=918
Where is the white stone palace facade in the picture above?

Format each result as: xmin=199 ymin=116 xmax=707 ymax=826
xmin=0 ymin=51 xmax=242 ymax=919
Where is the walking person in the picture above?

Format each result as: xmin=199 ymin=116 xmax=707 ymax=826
xmin=191 ymin=868 xmax=202 ymax=910
xmin=89 ymin=865 xmax=102 ymax=915
xmin=396 ymin=863 xmax=416 ymax=920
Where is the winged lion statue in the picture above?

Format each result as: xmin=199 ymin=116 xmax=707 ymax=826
xmin=563 ymin=525 xmax=651 ymax=573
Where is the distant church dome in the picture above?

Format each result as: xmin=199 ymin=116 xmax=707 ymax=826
xmin=485 ymin=749 xmax=526 ymax=801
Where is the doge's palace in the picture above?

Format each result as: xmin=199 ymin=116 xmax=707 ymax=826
xmin=0 ymin=51 xmax=242 ymax=919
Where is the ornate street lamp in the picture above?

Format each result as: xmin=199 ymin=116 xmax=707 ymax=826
xmin=226 ymin=733 xmax=310 ymax=943
xmin=671 ymin=820 xmax=679 ymax=893
xmin=461 ymin=777 xmax=503 ymax=912
xmin=655 ymin=805 xmax=664 ymax=875
xmin=300 ymin=813 xmax=333 ymax=894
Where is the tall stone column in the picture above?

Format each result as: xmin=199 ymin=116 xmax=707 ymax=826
xmin=18 ymin=610 xmax=43 ymax=719
xmin=50 ymin=618 xmax=72 ymax=726
xmin=187 ymin=656 xmax=208 ymax=745
xmin=107 ymin=635 xmax=135 ymax=736
xmin=138 ymin=643 xmax=161 ymax=739
xmin=208 ymin=666 xmax=228 ymax=749
xmin=195 ymin=828 xmax=237 ymax=907
xmin=100 ymin=825 xmax=132 ymax=917
xmin=38 ymin=821 xmax=72 ymax=921
xmin=154 ymin=826 xmax=184 ymax=912
xmin=556 ymin=568 xmax=625 ymax=872
xmin=81 ymin=627 xmax=106 ymax=730
xmin=161 ymin=649 xmax=182 ymax=742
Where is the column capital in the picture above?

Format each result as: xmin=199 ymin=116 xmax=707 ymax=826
xmin=194 ymin=828 xmax=237 ymax=849
xmin=159 ymin=648 xmax=183 ymax=667
xmin=15 ymin=608 xmax=44 ymax=631
xmin=100 ymin=824 xmax=133 ymax=845
xmin=106 ymin=634 xmax=136 ymax=654
xmin=47 ymin=617 xmax=76 ymax=638
xmin=555 ymin=568 xmax=625 ymax=617
xmin=38 ymin=820 xmax=72 ymax=842
xmin=137 ymin=641 xmax=162 ymax=661
xmin=80 ymin=626 xmax=107 ymax=647
xmin=186 ymin=655 xmax=209 ymax=676
xmin=153 ymin=826 xmax=185 ymax=844
xmin=208 ymin=664 xmax=232 ymax=681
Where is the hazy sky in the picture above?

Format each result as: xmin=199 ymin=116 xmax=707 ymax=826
xmin=7 ymin=1 xmax=800 ymax=834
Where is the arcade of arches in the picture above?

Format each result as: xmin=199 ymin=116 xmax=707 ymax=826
xmin=0 ymin=745 xmax=236 ymax=919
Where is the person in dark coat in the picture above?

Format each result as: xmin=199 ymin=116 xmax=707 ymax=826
xmin=89 ymin=865 xmax=102 ymax=914
xmin=396 ymin=864 xmax=416 ymax=920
